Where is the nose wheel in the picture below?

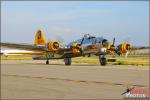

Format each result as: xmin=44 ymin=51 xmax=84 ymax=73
xmin=64 ymin=58 xmax=71 ymax=65
xmin=99 ymin=55 xmax=107 ymax=66
xmin=46 ymin=60 xmax=49 ymax=64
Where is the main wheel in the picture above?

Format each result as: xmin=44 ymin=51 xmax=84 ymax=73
xmin=99 ymin=55 xmax=107 ymax=66
xmin=46 ymin=60 xmax=49 ymax=64
xmin=64 ymin=58 xmax=71 ymax=65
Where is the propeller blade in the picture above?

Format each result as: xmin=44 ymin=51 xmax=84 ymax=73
xmin=125 ymin=51 xmax=129 ymax=58
xmin=114 ymin=49 xmax=121 ymax=56
xmin=113 ymin=37 xmax=115 ymax=46
xmin=80 ymin=38 xmax=84 ymax=45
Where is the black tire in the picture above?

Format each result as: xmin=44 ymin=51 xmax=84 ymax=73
xmin=64 ymin=58 xmax=71 ymax=65
xmin=99 ymin=56 xmax=107 ymax=66
xmin=46 ymin=60 xmax=49 ymax=64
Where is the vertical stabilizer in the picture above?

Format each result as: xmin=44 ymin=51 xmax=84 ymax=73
xmin=34 ymin=29 xmax=47 ymax=45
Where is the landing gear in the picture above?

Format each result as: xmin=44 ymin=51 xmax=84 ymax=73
xmin=99 ymin=55 xmax=107 ymax=66
xmin=64 ymin=58 xmax=71 ymax=65
xmin=46 ymin=60 xmax=49 ymax=64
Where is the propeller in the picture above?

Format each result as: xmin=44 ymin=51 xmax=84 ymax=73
xmin=72 ymin=34 xmax=96 ymax=54
xmin=70 ymin=35 xmax=86 ymax=55
xmin=53 ymin=42 xmax=60 ymax=49
xmin=110 ymin=37 xmax=116 ymax=49
xmin=125 ymin=44 xmax=131 ymax=58
xmin=80 ymin=37 xmax=84 ymax=45
xmin=112 ymin=37 xmax=115 ymax=46
xmin=108 ymin=37 xmax=132 ymax=57
xmin=77 ymin=35 xmax=87 ymax=54
xmin=125 ymin=51 xmax=129 ymax=58
xmin=112 ymin=38 xmax=122 ymax=56
xmin=109 ymin=37 xmax=119 ymax=54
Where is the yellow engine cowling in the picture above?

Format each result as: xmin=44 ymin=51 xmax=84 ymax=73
xmin=120 ymin=43 xmax=131 ymax=53
xmin=48 ymin=40 xmax=60 ymax=51
xmin=107 ymin=43 xmax=116 ymax=50
xmin=71 ymin=43 xmax=83 ymax=54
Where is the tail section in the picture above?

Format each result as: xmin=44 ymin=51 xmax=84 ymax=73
xmin=34 ymin=29 xmax=47 ymax=45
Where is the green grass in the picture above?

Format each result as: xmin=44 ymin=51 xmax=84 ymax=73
xmin=1 ymin=55 xmax=32 ymax=60
xmin=1 ymin=54 xmax=149 ymax=66
xmin=72 ymin=55 xmax=150 ymax=66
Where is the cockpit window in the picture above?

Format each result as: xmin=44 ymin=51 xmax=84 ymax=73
xmin=83 ymin=34 xmax=95 ymax=40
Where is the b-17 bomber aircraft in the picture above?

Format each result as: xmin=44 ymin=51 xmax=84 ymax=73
xmin=1 ymin=29 xmax=132 ymax=66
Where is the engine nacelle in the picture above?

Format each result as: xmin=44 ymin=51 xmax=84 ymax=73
xmin=118 ymin=43 xmax=131 ymax=53
xmin=71 ymin=43 xmax=83 ymax=54
xmin=107 ymin=43 xmax=116 ymax=50
xmin=48 ymin=40 xmax=60 ymax=51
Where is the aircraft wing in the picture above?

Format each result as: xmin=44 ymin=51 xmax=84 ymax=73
xmin=1 ymin=42 xmax=105 ymax=56
xmin=1 ymin=42 xmax=71 ymax=53
xmin=1 ymin=42 xmax=47 ymax=51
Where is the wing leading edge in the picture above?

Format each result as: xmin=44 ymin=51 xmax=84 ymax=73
xmin=1 ymin=42 xmax=47 ymax=51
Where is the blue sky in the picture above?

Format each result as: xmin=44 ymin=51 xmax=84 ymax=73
xmin=1 ymin=1 xmax=149 ymax=46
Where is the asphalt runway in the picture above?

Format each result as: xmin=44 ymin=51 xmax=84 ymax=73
xmin=1 ymin=60 xmax=149 ymax=99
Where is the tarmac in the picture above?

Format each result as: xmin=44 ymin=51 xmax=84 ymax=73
xmin=1 ymin=60 xmax=149 ymax=99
